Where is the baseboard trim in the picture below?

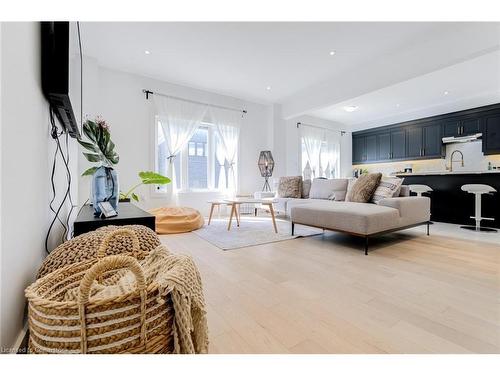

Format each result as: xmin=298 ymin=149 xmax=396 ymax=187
xmin=12 ymin=322 xmax=28 ymax=354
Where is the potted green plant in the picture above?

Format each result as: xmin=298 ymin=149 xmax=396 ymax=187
xmin=78 ymin=117 xmax=120 ymax=215
xmin=119 ymin=171 xmax=171 ymax=202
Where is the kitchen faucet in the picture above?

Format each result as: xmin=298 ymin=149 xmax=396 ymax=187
xmin=448 ymin=150 xmax=464 ymax=172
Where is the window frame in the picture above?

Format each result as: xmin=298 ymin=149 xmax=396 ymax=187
xmin=153 ymin=118 xmax=225 ymax=195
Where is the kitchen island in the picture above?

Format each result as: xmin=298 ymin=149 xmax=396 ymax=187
xmin=395 ymin=171 xmax=500 ymax=228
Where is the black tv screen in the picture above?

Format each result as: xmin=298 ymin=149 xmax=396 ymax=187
xmin=41 ymin=22 xmax=80 ymax=138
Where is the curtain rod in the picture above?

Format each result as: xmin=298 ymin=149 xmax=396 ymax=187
xmin=297 ymin=122 xmax=346 ymax=136
xmin=142 ymin=89 xmax=247 ymax=114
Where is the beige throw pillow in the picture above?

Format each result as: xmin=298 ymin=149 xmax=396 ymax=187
xmin=309 ymin=178 xmax=349 ymax=201
xmin=371 ymin=177 xmax=404 ymax=204
xmin=345 ymin=173 xmax=382 ymax=203
xmin=278 ymin=176 xmax=303 ymax=198
xmin=302 ymin=179 xmax=312 ymax=198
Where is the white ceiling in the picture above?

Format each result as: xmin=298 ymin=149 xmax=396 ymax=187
xmin=79 ymin=22 xmax=452 ymax=102
xmin=311 ymin=50 xmax=500 ymax=130
xmin=80 ymin=22 xmax=500 ymax=127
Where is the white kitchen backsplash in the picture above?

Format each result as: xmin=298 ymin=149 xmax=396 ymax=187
xmin=354 ymin=140 xmax=500 ymax=176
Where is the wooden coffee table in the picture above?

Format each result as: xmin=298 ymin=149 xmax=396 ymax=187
xmin=207 ymin=200 xmax=240 ymax=226
xmin=224 ymin=198 xmax=278 ymax=233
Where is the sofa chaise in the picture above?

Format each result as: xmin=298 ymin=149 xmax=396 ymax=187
xmin=291 ymin=196 xmax=430 ymax=255
xmin=278 ymin=177 xmax=431 ymax=255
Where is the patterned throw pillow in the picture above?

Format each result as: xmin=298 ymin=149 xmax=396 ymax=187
xmin=278 ymin=176 xmax=303 ymax=198
xmin=345 ymin=177 xmax=357 ymax=201
xmin=371 ymin=177 xmax=405 ymax=204
xmin=345 ymin=173 xmax=382 ymax=203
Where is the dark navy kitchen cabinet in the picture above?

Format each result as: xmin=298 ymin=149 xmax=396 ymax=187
xmin=422 ymin=123 xmax=443 ymax=157
xmin=352 ymin=103 xmax=500 ymax=164
xmin=406 ymin=126 xmax=423 ymax=158
xmin=377 ymin=132 xmax=391 ymax=161
xmin=443 ymin=117 xmax=481 ymax=137
xmin=461 ymin=118 xmax=481 ymax=135
xmin=365 ymin=135 xmax=377 ymax=162
xmin=378 ymin=130 xmax=406 ymax=161
xmin=391 ymin=129 xmax=406 ymax=159
xmin=483 ymin=113 xmax=500 ymax=155
xmin=353 ymin=136 xmax=365 ymax=163
xmin=443 ymin=119 xmax=461 ymax=137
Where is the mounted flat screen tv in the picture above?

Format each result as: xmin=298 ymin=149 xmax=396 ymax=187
xmin=41 ymin=21 xmax=80 ymax=138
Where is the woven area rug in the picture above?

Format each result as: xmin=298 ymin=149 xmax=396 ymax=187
xmin=193 ymin=217 xmax=323 ymax=250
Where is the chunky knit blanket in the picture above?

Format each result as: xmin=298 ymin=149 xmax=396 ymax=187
xmin=140 ymin=246 xmax=209 ymax=354
xmin=64 ymin=245 xmax=209 ymax=354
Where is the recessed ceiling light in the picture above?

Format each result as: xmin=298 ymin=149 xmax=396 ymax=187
xmin=329 ymin=50 xmax=336 ymax=56
xmin=444 ymin=90 xmax=449 ymax=95
xmin=266 ymin=86 xmax=272 ymax=91
xmin=144 ymin=50 xmax=151 ymax=55
xmin=343 ymin=105 xmax=359 ymax=112
xmin=396 ymin=103 xmax=400 ymax=107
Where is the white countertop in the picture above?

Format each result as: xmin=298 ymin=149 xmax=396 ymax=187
xmin=394 ymin=170 xmax=500 ymax=176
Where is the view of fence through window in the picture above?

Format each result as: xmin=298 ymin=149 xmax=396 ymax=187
xmin=157 ymin=123 xmax=229 ymax=191
xmin=188 ymin=127 xmax=208 ymax=189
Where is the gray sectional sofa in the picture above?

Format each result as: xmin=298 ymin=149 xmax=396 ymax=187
xmin=274 ymin=178 xmax=351 ymax=216
xmin=276 ymin=178 xmax=431 ymax=255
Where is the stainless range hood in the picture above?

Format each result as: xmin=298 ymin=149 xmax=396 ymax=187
xmin=442 ymin=133 xmax=482 ymax=144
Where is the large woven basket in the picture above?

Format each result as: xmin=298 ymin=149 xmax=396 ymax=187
xmin=37 ymin=225 xmax=160 ymax=279
xmin=26 ymin=231 xmax=174 ymax=354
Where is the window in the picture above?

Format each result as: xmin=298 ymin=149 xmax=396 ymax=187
xmin=300 ymin=131 xmax=340 ymax=179
xmin=188 ymin=142 xmax=196 ymax=156
xmin=196 ymin=143 xmax=205 ymax=157
xmin=188 ymin=128 xmax=208 ymax=189
xmin=156 ymin=121 xmax=234 ymax=191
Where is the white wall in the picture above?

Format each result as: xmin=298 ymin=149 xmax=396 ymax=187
xmin=0 ymin=22 xmax=79 ymax=350
xmin=74 ymin=62 xmax=355 ymax=216
xmin=75 ymin=62 xmax=273 ymax=215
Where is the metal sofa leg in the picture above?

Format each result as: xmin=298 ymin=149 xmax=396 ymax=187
xmin=427 ymin=221 xmax=430 ymax=236
xmin=291 ymin=222 xmax=295 ymax=236
xmin=365 ymin=237 xmax=369 ymax=255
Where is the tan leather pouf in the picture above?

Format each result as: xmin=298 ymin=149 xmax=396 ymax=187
xmin=149 ymin=206 xmax=205 ymax=234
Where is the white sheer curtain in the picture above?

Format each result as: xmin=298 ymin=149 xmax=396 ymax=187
xmin=301 ymin=125 xmax=341 ymax=179
xmin=210 ymin=106 xmax=241 ymax=195
xmin=321 ymin=131 xmax=341 ymax=178
xmin=153 ymin=95 xmax=207 ymax=202
xmin=301 ymin=125 xmax=324 ymax=178
xmin=214 ymin=138 xmax=226 ymax=190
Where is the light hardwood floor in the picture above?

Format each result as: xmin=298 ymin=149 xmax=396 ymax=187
xmin=160 ymin=224 xmax=500 ymax=354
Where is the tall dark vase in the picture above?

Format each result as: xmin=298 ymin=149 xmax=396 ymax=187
xmin=91 ymin=166 xmax=119 ymax=216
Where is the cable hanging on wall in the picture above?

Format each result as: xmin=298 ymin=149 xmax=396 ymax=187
xmin=44 ymin=22 xmax=84 ymax=253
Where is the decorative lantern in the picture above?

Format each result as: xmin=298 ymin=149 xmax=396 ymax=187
xmin=258 ymin=151 xmax=275 ymax=192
